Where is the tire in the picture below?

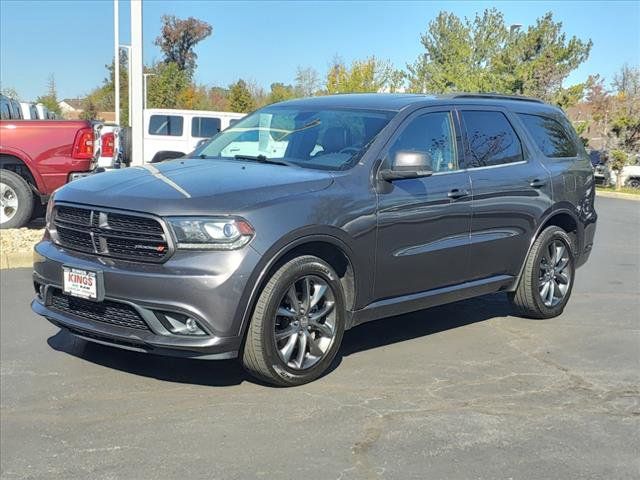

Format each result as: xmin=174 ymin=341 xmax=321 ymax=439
xmin=509 ymin=226 xmax=575 ymax=319
xmin=242 ymin=255 xmax=346 ymax=386
xmin=0 ymin=170 xmax=34 ymax=229
xmin=627 ymin=178 xmax=640 ymax=189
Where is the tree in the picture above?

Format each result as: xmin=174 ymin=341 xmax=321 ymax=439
xmin=407 ymin=9 xmax=592 ymax=103
xmin=498 ymin=13 xmax=592 ymax=101
xmin=35 ymin=74 xmax=61 ymax=116
xmin=83 ymin=52 xmax=130 ymax=124
xmin=228 ymin=79 xmax=255 ymax=113
xmin=610 ymin=149 xmax=629 ymax=190
xmin=209 ymin=86 xmax=230 ymax=111
xmin=0 ymin=85 xmax=19 ymax=100
xmin=154 ymin=15 xmax=213 ymax=77
xmin=295 ymin=67 xmax=320 ymax=97
xmin=326 ymin=56 xmax=398 ymax=94
xmin=80 ymin=96 xmax=100 ymax=121
xmin=146 ymin=62 xmax=191 ymax=109
xmin=268 ymin=82 xmax=298 ymax=104
xmin=611 ymin=65 xmax=640 ymax=152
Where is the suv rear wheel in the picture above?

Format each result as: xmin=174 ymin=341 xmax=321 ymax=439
xmin=0 ymin=170 xmax=34 ymax=229
xmin=242 ymin=255 xmax=346 ymax=386
xmin=509 ymin=226 xmax=575 ymax=319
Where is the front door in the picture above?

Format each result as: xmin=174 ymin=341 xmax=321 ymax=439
xmin=374 ymin=108 xmax=472 ymax=300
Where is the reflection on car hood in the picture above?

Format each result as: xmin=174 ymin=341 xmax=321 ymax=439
xmin=54 ymin=158 xmax=335 ymax=215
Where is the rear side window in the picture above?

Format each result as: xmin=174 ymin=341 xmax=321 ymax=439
xmin=149 ymin=115 xmax=183 ymax=136
xmin=461 ymin=111 xmax=524 ymax=167
xmin=518 ymin=113 xmax=578 ymax=157
xmin=192 ymin=117 xmax=221 ymax=138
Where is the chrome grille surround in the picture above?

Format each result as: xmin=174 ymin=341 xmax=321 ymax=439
xmin=52 ymin=203 xmax=174 ymax=263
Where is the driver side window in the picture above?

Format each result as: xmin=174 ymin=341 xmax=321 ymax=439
xmin=389 ymin=111 xmax=458 ymax=172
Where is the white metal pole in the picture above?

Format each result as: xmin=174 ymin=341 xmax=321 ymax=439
xmin=113 ymin=0 xmax=120 ymax=125
xmin=130 ymin=0 xmax=143 ymax=165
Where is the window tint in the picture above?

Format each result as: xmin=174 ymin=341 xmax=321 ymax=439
xmin=518 ymin=113 xmax=577 ymax=157
xmin=192 ymin=117 xmax=221 ymax=138
xmin=461 ymin=111 xmax=523 ymax=167
xmin=388 ymin=111 xmax=457 ymax=172
xmin=149 ymin=115 xmax=184 ymax=136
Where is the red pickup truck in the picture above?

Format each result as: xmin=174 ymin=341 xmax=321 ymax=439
xmin=0 ymin=120 xmax=96 ymax=228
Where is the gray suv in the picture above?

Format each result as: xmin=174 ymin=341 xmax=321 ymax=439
xmin=32 ymin=94 xmax=597 ymax=386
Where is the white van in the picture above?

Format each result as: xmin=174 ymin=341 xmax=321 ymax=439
xmin=143 ymin=109 xmax=245 ymax=163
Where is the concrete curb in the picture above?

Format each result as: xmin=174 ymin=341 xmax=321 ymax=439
xmin=0 ymin=251 xmax=33 ymax=270
xmin=595 ymin=190 xmax=640 ymax=201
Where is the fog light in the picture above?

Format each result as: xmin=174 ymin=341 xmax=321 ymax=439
xmin=155 ymin=311 xmax=207 ymax=336
xmin=185 ymin=318 xmax=199 ymax=333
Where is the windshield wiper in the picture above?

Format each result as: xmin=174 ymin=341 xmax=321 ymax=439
xmin=234 ymin=154 xmax=291 ymax=167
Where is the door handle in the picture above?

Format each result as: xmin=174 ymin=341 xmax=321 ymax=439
xmin=529 ymin=179 xmax=546 ymax=188
xmin=448 ymin=188 xmax=470 ymax=199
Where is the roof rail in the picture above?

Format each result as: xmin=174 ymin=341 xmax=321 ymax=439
xmin=451 ymin=93 xmax=544 ymax=104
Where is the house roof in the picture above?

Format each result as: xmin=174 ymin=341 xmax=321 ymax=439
xmin=60 ymin=98 xmax=85 ymax=110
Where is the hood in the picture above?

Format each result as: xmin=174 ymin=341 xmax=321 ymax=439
xmin=55 ymin=158 xmax=334 ymax=215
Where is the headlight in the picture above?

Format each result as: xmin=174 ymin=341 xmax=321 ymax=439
xmin=167 ymin=217 xmax=254 ymax=250
xmin=44 ymin=194 xmax=55 ymax=232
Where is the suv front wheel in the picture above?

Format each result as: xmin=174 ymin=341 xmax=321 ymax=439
xmin=242 ymin=255 xmax=346 ymax=386
xmin=509 ymin=226 xmax=575 ymax=319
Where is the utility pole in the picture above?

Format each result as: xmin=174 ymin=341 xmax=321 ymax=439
xmin=130 ymin=0 xmax=143 ymax=165
xmin=113 ymin=0 xmax=120 ymax=125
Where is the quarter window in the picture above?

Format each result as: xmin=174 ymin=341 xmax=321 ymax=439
xmin=388 ymin=112 xmax=457 ymax=172
xmin=518 ymin=113 xmax=578 ymax=157
xmin=461 ymin=111 xmax=523 ymax=167
xmin=148 ymin=115 xmax=184 ymax=136
xmin=192 ymin=117 xmax=221 ymax=138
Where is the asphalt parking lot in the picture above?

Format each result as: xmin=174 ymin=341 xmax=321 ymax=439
xmin=1 ymin=196 xmax=638 ymax=480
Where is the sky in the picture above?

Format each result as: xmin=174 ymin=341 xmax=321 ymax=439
xmin=1 ymin=0 xmax=639 ymax=101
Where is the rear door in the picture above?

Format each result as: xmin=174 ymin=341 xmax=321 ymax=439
xmin=374 ymin=107 xmax=472 ymax=300
xmin=457 ymin=106 xmax=553 ymax=281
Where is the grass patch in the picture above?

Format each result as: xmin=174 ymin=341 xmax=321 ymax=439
xmin=596 ymin=185 xmax=640 ymax=195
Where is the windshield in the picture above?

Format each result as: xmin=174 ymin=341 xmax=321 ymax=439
xmin=191 ymin=106 xmax=394 ymax=170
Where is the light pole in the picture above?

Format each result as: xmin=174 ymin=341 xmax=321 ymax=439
xmin=509 ymin=23 xmax=522 ymax=35
xmin=143 ymin=73 xmax=156 ymax=109
xmin=119 ymin=45 xmax=131 ymax=126
xmin=113 ymin=0 xmax=119 ymax=125
xmin=130 ymin=0 xmax=143 ymax=166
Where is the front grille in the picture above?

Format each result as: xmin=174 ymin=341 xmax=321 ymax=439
xmin=48 ymin=288 xmax=150 ymax=331
xmin=53 ymin=205 xmax=170 ymax=262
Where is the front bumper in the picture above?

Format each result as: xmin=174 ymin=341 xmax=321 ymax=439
xmin=32 ymin=240 xmax=262 ymax=359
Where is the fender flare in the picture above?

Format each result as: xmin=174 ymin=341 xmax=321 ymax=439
xmin=0 ymin=147 xmax=46 ymax=192
xmin=509 ymin=206 xmax=581 ymax=291
xmin=235 ymin=228 xmax=359 ymax=340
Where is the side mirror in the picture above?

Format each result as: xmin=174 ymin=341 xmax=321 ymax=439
xmin=379 ymin=150 xmax=434 ymax=181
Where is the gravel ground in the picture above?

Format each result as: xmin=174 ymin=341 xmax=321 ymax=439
xmin=0 ymin=225 xmax=44 ymax=256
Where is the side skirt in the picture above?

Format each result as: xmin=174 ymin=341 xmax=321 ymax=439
xmin=349 ymin=274 xmax=513 ymax=328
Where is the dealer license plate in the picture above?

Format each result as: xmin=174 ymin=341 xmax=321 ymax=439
xmin=63 ymin=267 xmax=98 ymax=300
